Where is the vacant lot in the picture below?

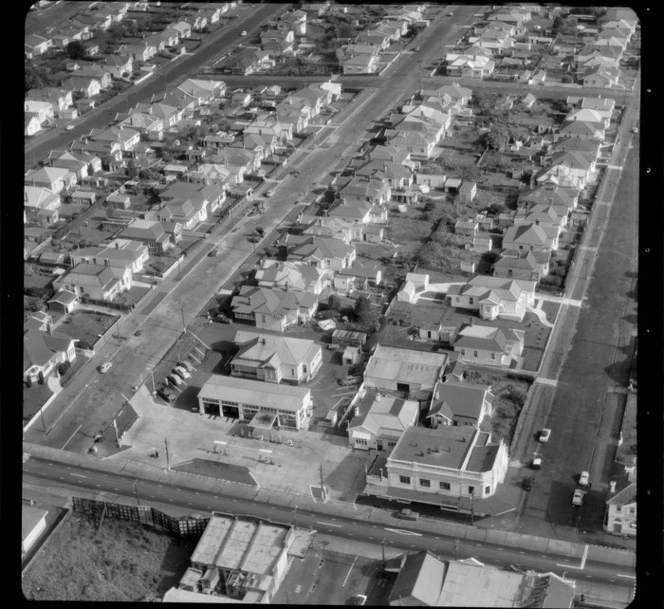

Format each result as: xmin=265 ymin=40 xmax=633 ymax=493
xmin=22 ymin=512 xmax=197 ymax=602
xmin=57 ymin=309 xmax=119 ymax=346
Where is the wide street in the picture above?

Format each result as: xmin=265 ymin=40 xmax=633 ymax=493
xmin=22 ymin=452 xmax=636 ymax=593
xmin=24 ymin=2 xmax=285 ymax=170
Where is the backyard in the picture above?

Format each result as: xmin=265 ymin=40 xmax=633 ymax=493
xmin=22 ymin=512 xmax=198 ymax=602
xmin=57 ymin=309 xmax=120 ymax=347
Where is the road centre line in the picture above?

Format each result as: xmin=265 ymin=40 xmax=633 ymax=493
xmin=617 ymin=574 xmax=636 ymax=579
xmin=317 ymin=521 xmax=342 ymax=528
xmin=70 ymin=474 xmax=87 ymax=478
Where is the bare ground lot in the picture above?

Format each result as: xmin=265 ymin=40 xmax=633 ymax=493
xmin=22 ymin=512 xmax=197 ymax=602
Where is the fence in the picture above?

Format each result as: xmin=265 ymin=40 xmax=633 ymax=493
xmin=80 ymin=296 xmax=134 ymax=313
xmin=71 ymin=497 xmax=210 ymax=537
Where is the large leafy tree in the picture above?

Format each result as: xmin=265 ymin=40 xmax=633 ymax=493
xmin=66 ymin=40 xmax=87 ymax=60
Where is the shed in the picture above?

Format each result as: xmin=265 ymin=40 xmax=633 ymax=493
xmin=445 ymin=177 xmax=463 ymax=194
xmin=331 ymin=329 xmax=367 ymax=347
xmin=342 ymin=345 xmax=362 ymax=366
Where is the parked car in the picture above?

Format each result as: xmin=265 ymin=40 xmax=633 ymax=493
xmin=157 ymin=388 xmax=175 ymax=403
xmin=65 ymin=124 xmax=74 ymax=131
xmin=264 ymin=189 xmax=274 ymax=198
xmin=208 ymin=248 xmax=220 ymax=257
xmin=523 ymin=476 xmax=535 ymax=491
xmin=339 ymin=375 xmax=361 ymax=386
xmin=240 ymin=30 xmax=247 ymax=36
xmin=179 ymin=360 xmax=195 ymax=372
xmin=327 ymin=343 xmax=340 ymax=350
xmin=173 ymin=366 xmax=191 ymax=380
xmin=631 ymin=127 xmax=638 ymax=134
xmin=572 ymin=489 xmax=585 ymax=506
xmin=539 ymin=428 xmax=551 ymax=443
xmin=531 ymin=456 xmax=542 ymax=470
xmin=98 ymin=362 xmax=112 ymax=374
xmin=579 ymin=471 xmax=590 ymax=486
xmin=213 ymin=313 xmax=231 ymax=324
xmin=353 ymin=595 xmax=367 ymax=606
xmin=395 ymin=508 xmax=419 ymax=521
xmin=167 ymin=373 xmax=183 ymax=387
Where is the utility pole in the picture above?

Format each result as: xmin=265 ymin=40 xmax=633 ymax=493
xmin=319 ymin=463 xmax=326 ymax=500
xmin=133 ymin=479 xmax=141 ymax=506
xmin=470 ymin=490 xmax=475 ymax=526
xmin=293 ymin=505 xmax=298 ymax=529
xmin=164 ymin=437 xmax=171 ymax=471
xmin=381 ymin=537 xmax=386 ymax=568
xmin=453 ymin=538 xmax=460 ymax=560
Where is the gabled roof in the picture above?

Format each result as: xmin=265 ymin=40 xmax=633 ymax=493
xmin=349 ymin=390 xmax=419 ymax=435
xmin=607 ymin=481 xmax=636 ymax=507
xmin=504 ymin=223 xmax=549 ymax=246
xmin=231 ymin=285 xmax=317 ymax=318
xmin=429 ymin=380 xmax=492 ymax=422
xmin=388 ymin=551 xmax=445 ymax=606
xmin=232 ymin=329 xmax=320 ymax=368
xmin=254 ymin=259 xmax=325 ymax=292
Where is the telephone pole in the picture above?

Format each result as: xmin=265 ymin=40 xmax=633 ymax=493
xmin=164 ymin=437 xmax=171 ymax=471
xmin=319 ymin=463 xmax=326 ymax=500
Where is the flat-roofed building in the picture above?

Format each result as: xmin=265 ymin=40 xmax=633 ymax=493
xmin=366 ymin=425 xmax=509 ymax=506
xmin=169 ymin=512 xmax=294 ymax=603
xmin=197 ymin=375 xmax=312 ymax=431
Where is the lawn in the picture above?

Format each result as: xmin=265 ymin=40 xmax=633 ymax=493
xmin=57 ymin=310 xmax=120 ymax=347
xmin=22 ymin=513 xmax=197 ymax=602
xmin=23 ymin=382 xmax=54 ymax=426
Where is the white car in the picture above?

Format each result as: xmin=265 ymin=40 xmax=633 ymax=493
xmin=539 ymin=428 xmax=551 ymax=443
xmin=173 ymin=366 xmax=191 ymax=380
xmin=98 ymin=362 xmax=112 ymax=374
xmin=65 ymin=124 xmax=74 ymax=131
xmin=572 ymin=489 xmax=585 ymax=507
xmin=354 ymin=595 xmax=367 ymax=606
xmin=579 ymin=471 xmax=590 ymax=486
xmin=240 ymin=30 xmax=247 ymax=36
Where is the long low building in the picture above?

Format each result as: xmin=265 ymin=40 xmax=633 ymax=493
xmin=197 ymin=375 xmax=312 ymax=431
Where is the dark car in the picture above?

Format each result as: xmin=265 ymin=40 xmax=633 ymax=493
xmin=157 ymin=388 xmax=175 ymax=403
xmin=523 ymin=476 xmax=535 ymax=491
xmin=213 ymin=313 xmax=232 ymax=324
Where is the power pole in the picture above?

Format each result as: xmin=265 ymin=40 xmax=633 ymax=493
xmin=381 ymin=537 xmax=386 ymax=567
xmin=453 ymin=538 xmax=460 ymax=560
xmin=133 ymin=479 xmax=141 ymax=506
xmin=470 ymin=490 xmax=475 ymax=526
xmin=164 ymin=437 xmax=171 ymax=471
xmin=319 ymin=463 xmax=326 ymax=500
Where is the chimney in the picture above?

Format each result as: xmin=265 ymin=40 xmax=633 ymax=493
xmin=535 ymin=219 xmax=540 ymax=225
xmin=375 ymin=393 xmax=382 ymax=402
xmin=354 ymin=404 xmax=360 ymax=417
xmin=609 ymin=480 xmax=617 ymax=493
xmin=469 ymin=317 xmax=473 ymax=326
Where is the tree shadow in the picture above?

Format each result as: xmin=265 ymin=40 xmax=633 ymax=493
xmin=156 ymin=536 xmax=199 ymax=596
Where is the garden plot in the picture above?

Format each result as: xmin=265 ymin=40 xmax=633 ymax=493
xmin=58 ymin=309 xmax=120 ymax=347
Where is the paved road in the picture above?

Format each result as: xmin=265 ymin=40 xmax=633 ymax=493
xmin=24 ymin=3 xmax=285 ymax=170
xmin=22 ymin=454 xmax=636 ymax=589
xmin=507 ymin=74 xmax=640 ymax=544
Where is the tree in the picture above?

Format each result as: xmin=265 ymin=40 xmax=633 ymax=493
xmin=327 ymin=294 xmax=342 ymax=311
xmin=353 ymin=295 xmax=378 ymax=330
xmin=486 ymin=202 xmax=506 ymax=215
xmin=481 ymin=125 xmax=510 ymax=151
xmin=125 ymin=159 xmax=139 ymax=179
xmin=66 ymin=40 xmax=87 ymax=60
xmin=25 ymin=59 xmax=55 ymax=93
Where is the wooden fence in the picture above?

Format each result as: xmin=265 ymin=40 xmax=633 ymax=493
xmin=72 ymin=497 xmax=209 ymax=537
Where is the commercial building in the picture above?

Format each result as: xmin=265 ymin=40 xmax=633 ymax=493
xmin=197 ymin=375 xmax=312 ymax=431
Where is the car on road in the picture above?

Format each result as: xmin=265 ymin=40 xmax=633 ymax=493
xmin=240 ymin=30 xmax=247 ymax=36
xmin=353 ymin=594 xmax=367 ymax=605
xmin=173 ymin=366 xmax=191 ymax=380
xmin=264 ymin=189 xmax=274 ymax=198
xmin=65 ymin=124 xmax=74 ymax=131
xmin=339 ymin=375 xmax=361 ymax=386
xmin=572 ymin=489 xmax=585 ymax=507
xmin=531 ymin=456 xmax=542 ymax=470
xmin=539 ymin=428 xmax=551 ymax=443
xmin=213 ymin=313 xmax=232 ymax=324
xmin=579 ymin=471 xmax=590 ymax=486
xmin=134 ymin=330 xmax=143 ymax=337
xmin=523 ymin=476 xmax=535 ymax=491
xmin=208 ymin=248 xmax=220 ymax=257
xmin=395 ymin=508 xmax=419 ymax=521
xmin=167 ymin=373 xmax=183 ymax=387
xmin=631 ymin=127 xmax=638 ymax=134
xmin=98 ymin=362 xmax=112 ymax=374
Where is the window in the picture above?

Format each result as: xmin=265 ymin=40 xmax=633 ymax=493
xmin=484 ymin=485 xmax=490 ymax=495
xmin=474 ymin=351 xmax=478 ymax=357
xmin=468 ymin=486 xmax=475 ymax=495
xmin=439 ymin=481 xmax=451 ymax=491
xmin=490 ymin=353 xmax=496 ymax=360
xmin=399 ymin=475 xmax=411 ymax=485
xmin=419 ymin=478 xmax=431 ymax=488
xmin=387 ymin=441 xmax=397 ymax=448
xmin=303 ymin=365 xmax=307 ymax=373
xmin=355 ymin=437 xmax=368 ymax=446
xmin=469 ymin=297 xmax=474 ymax=305
xmin=461 ymin=349 xmax=466 ymax=356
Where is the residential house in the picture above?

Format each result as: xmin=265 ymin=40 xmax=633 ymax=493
xmin=503 ymin=222 xmax=559 ymax=252
xmin=118 ymin=111 xmax=164 ymax=140
xmin=230 ymin=285 xmax=319 ymax=332
xmin=157 ymin=199 xmax=205 ymax=230
xmin=171 ymin=20 xmax=192 ymax=39
xmin=119 ymin=42 xmax=157 ymax=62
xmin=24 ymin=100 xmax=55 ymax=125
xmin=25 ymin=114 xmax=42 ymax=137
xmin=364 ymin=345 xmax=448 ymax=399
xmin=118 ymin=218 xmax=172 ymax=253
xmin=493 ymin=248 xmax=549 ymax=281
xmin=185 ymin=163 xmax=234 ymax=187
xmin=427 ymin=380 xmax=494 ymax=428
xmin=336 ymin=259 xmax=383 ymax=291
xmin=348 ymin=388 xmax=419 ymax=451
xmin=47 ymin=289 xmax=80 ymax=315
xmin=451 ymin=322 xmax=525 ymax=367
xmin=25 ymin=88 xmax=74 ymax=114
xmin=230 ymin=330 xmax=322 ymax=384
xmin=159 ymin=181 xmax=226 ymax=214
xmin=132 ymin=101 xmax=184 ymax=128
xmin=49 ymin=149 xmax=100 ymax=179
xmin=88 ymin=126 xmax=141 ymax=152
xmin=604 ymin=481 xmax=636 ymax=537
xmin=25 ymin=33 xmax=52 ymax=57
xmin=104 ymin=54 xmax=134 ymax=79
xmin=25 ymin=167 xmax=77 ymax=194
xmin=343 ymin=53 xmax=379 ymax=75
xmin=285 ymin=236 xmax=356 ymax=271
xmin=458 ymin=181 xmax=477 ymax=204
xmin=61 ymin=76 xmax=102 ymax=98
xmin=582 ymin=65 xmax=621 ymax=88
xmin=255 ymin=259 xmax=328 ymax=294
xmin=446 ymin=276 xmax=536 ymax=322
xmin=24 ymin=329 xmax=77 ymax=384
xmin=298 ymin=215 xmax=353 ymax=244
xmin=75 ymin=66 xmax=112 ymax=89
xmin=446 ymin=54 xmax=495 ymax=79
xmin=24 ymin=186 xmax=62 ymax=221
xmin=454 ymin=219 xmax=479 ymax=237
xmin=519 ymin=184 xmax=579 ymax=210
xmin=53 ymin=262 xmax=129 ymax=301
xmin=246 ymin=116 xmax=293 ymax=143
xmin=566 ymin=107 xmax=611 ymax=130
xmin=366 ymin=425 xmax=509 ymax=504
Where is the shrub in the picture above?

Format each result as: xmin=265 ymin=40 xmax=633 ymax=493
xmin=57 ymin=361 xmax=72 ymax=376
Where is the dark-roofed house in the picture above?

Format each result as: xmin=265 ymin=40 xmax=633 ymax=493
xmin=503 ymin=222 xmax=559 ymax=252
xmin=428 ymin=380 xmax=494 ymax=428
xmin=388 ymin=551 xmax=446 ymax=606
xmin=348 ymin=388 xmax=419 ymax=451
xmin=231 ymin=285 xmax=319 ymax=332
xmin=364 ymin=345 xmax=448 ymax=399
xmin=604 ymin=480 xmax=636 ymax=537
xmin=452 ymin=321 xmax=525 ymax=367
xmin=24 ymin=329 xmax=76 ymax=383
xmin=48 ymin=289 xmax=80 ymax=314
xmin=367 ymin=425 xmax=509 ymax=504
xmin=118 ymin=218 xmax=172 ymax=253
xmin=255 ymin=259 xmax=329 ymax=295
xmin=519 ymin=184 xmax=579 ymax=210
xmin=53 ymin=262 xmax=128 ymax=301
